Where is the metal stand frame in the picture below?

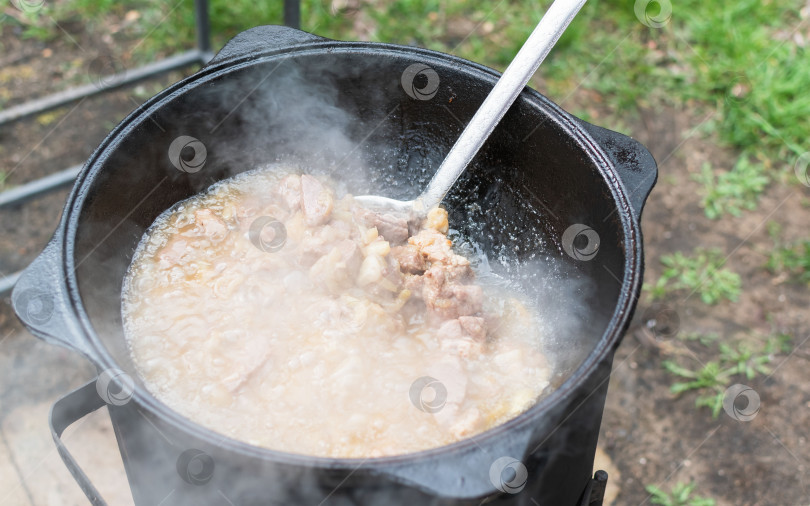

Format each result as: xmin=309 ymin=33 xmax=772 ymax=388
xmin=0 ymin=0 xmax=300 ymax=295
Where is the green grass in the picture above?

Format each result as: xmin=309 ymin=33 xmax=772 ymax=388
xmin=646 ymin=482 xmax=715 ymax=506
xmin=767 ymin=240 xmax=810 ymax=284
xmin=5 ymin=0 xmax=804 ymax=192
xmin=766 ymin=222 xmax=810 ymax=284
xmin=692 ymin=158 xmax=769 ymax=219
xmin=645 ymin=249 xmax=742 ymax=305
xmin=663 ymin=333 xmax=789 ymax=418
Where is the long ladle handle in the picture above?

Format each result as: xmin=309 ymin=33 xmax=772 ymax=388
xmin=418 ymin=0 xmax=587 ymax=210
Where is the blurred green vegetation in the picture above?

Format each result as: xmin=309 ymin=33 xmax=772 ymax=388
xmin=4 ymin=0 xmax=807 ymax=202
xmin=645 ymin=481 xmax=715 ymax=506
xmin=3 ymin=0 xmax=806 ymax=184
xmin=645 ymin=248 xmax=742 ymax=305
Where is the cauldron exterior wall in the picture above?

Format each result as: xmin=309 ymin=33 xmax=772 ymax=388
xmin=14 ymin=25 xmax=656 ymax=505
xmin=103 ymin=358 xmax=611 ymax=505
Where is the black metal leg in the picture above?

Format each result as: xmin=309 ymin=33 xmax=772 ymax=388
xmin=284 ymin=0 xmax=301 ymax=29
xmin=577 ymin=470 xmax=608 ymax=506
xmin=194 ymin=0 xmax=212 ymax=57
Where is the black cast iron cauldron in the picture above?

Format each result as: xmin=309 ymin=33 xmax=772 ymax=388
xmin=12 ymin=25 xmax=656 ymax=506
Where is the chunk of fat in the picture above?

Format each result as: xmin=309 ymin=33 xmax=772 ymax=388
xmin=494 ymin=348 xmax=524 ymax=369
xmin=301 ymin=175 xmax=334 ymax=226
xmin=426 ymin=207 xmax=449 ymax=234
xmin=357 ymin=254 xmax=386 ymax=286
xmin=364 ymin=238 xmax=391 ymax=257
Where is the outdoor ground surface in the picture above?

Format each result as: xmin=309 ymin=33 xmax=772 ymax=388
xmin=1 ymin=1 xmax=808 ymax=505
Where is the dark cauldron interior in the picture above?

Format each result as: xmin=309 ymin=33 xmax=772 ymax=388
xmin=74 ymin=49 xmax=625 ymax=401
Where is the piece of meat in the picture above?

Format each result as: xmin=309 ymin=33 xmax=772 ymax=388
xmin=446 ymin=284 xmax=484 ymax=317
xmin=422 ymin=266 xmax=483 ymax=319
xmin=276 ymin=174 xmax=302 ymax=211
xmin=402 ymin=273 xmax=425 ymax=297
xmin=408 ymin=229 xmax=473 ymax=280
xmin=193 ymin=209 xmax=228 ymax=243
xmin=300 ymin=222 xmax=353 ymax=263
xmin=300 ymin=175 xmax=334 ymax=226
xmin=437 ymin=319 xmax=483 ymax=358
xmin=391 ymin=245 xmax=427 ymax=275
xmin=372 ymin=213 xmax=409 ymax=244
xmin=157 ymin=236 xmax=189 ymax=269
xmin=458 ymin=316 xmax=487 ymax=341
xmin=409 ymin=229 xmax=453 ymax=264
xmin=336 ymin=239 xmax=363 ymax=275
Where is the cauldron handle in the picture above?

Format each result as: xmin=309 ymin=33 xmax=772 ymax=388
xmin=575 ymin=119 xmax=658 ymax=219
xmin=12 ymin=230 xmax=97 ymax=361
xmin=206 ymin=25 xmax=329 ymax=66
xmin=50 ymin=378 xmax=111 ymax=506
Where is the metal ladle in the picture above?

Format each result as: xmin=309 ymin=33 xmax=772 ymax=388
xmin=356 ymin=0 xmax=587 ymax=217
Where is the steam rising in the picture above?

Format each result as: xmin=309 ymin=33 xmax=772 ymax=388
xmin=193 ymin=59 xmax=376 ymax=193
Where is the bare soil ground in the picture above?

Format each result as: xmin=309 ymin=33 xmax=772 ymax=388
xmin=1 ymin=12 xmax=809 ymax=506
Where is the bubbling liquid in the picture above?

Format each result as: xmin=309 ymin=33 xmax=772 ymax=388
xmin=122 ymin=169 xmax=550 ymax=457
